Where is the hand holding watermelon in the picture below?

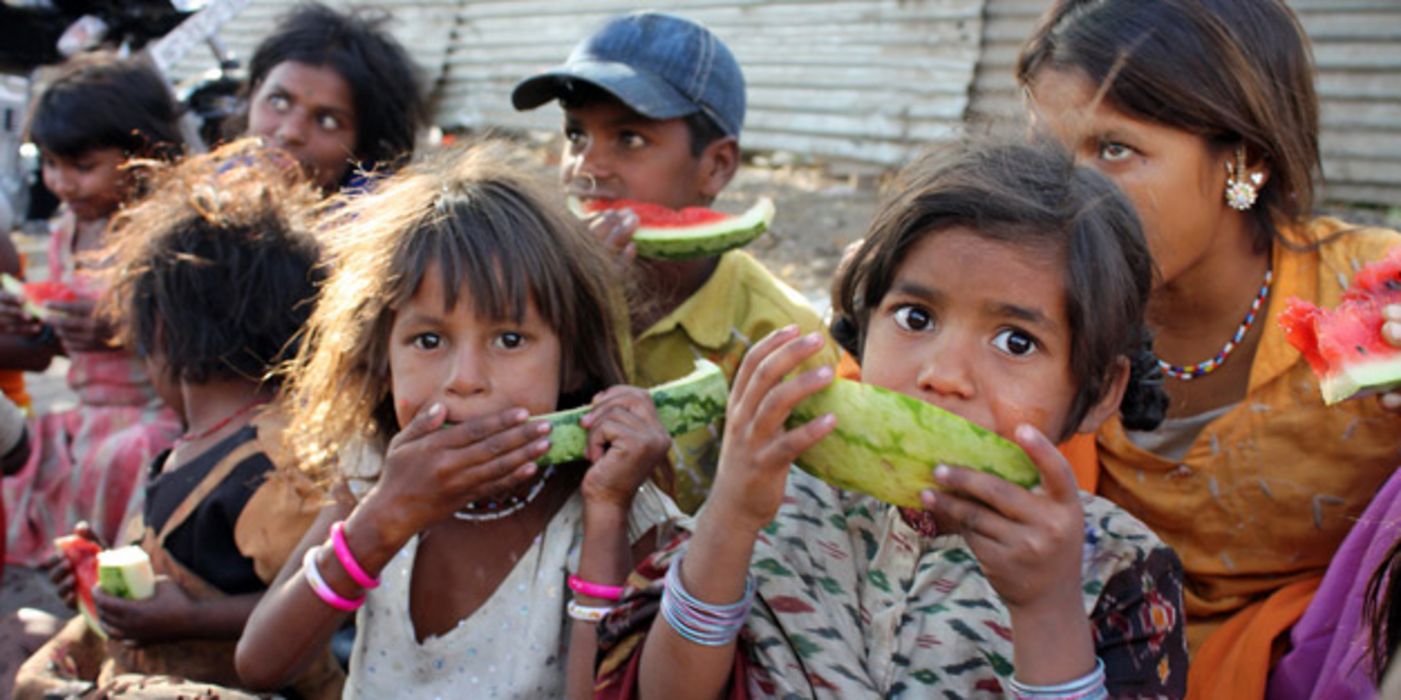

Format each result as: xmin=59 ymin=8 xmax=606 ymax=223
xmin=46 ymin=296 xmax=118 ymax=353
xmin=0 ymin=273 xmax=76 ymax=335
xmin=92 ymin=577 xmax=191 ymax=643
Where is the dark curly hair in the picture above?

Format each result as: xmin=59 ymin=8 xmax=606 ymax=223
xmin=236 ymin=2 xmax=427 ymax=182
xmin=830 ymin=138 xmax=1166 ymax=440
xmin=101 ymin=139 xmax=324 ymax=387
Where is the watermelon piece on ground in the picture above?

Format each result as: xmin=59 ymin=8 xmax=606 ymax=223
xmin=568 ymin=196 xmax=774 ymax=260
xmin=1278 ymin=247 xmax=1401 ymax=404
xmin=535 ymin=358 xmax=728 ymax=465
xmin=54 ymin=534 xmax=107 ymax=638
xmin=1 ymin=273 xmax=77 ymax=320
xmin=787 ymin=379 xmax=1040 ymax=509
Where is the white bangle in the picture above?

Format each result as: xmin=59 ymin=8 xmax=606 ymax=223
xmin=567 ymin=599 xmax=612 ymax=623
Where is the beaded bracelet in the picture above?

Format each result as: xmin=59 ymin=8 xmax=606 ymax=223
xmin=303 ymin=545 xmax=365 ymax=612
xmin=330 ymin=521 xmax=380 ymax=590
xmin=1006 ymin=657 xmax=1108 ymax=700
xmin=659 ymin=555 xmax=755 ymax=647
xmin=567 ymin=574 xmax=624 ymax=602
xmin=566 ymin=599 xmax=613 ymax=623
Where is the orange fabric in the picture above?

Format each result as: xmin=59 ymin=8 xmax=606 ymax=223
xmin=0 ymin=370 xmax=29 ymax=411
xmin=1097 ymin=218 xmax=1401 ymax=653
xmin=836 ymin=351 xmax=1099 ymax=485
xmin=1186 ymin=576 xmax=1320 ymax=700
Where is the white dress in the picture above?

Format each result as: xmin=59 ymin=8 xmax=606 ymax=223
xmin=343 ymin=483 xmax=682 ymax=699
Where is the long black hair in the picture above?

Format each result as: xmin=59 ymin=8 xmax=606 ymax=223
xmin=28 ymin=52 xmax=184 ymax=160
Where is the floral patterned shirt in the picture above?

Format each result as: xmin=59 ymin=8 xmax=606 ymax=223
xmin=597 ymin=468 xmax=1188 ymax=699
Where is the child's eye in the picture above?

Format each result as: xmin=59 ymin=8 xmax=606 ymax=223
xmin=620 ymin=132 xmax=646 ymax=150
xmin=494 ymin=331 xmax=525 ymax=349
xmin=892 ymin=305 xmax=933 ymax=332
xmin=564 ymin=126 xmax=587 ymax=148
xmin=268 ymin=94 xmax=291 ymax=112
xmin=992 ymin=328 xmax=1039 ymax=357
xmin=411 ymin=332 xmax=441 ymax=350
xmin=317 ymin=113 xmax=342 ymax=131
xmin=1098 ymin=140 xmax=1135 ymax=162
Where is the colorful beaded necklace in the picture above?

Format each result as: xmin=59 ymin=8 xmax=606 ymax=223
xmin=453 ymin=465 xmax=557 ymax=523
xmin=1156 ymin=267 xmax=1273 ymax=381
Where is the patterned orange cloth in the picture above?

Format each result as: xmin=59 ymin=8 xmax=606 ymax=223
xmin=1096 ymin=217 xmax=1401 ymax=660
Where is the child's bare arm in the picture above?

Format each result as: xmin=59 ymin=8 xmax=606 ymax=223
xmin=639 ymin=327 xmax=834 ymax=700
xmin=566 ymin=386 xmax=672 ymax=699
xmin=238 ymin=403 xmax=550 ymax=689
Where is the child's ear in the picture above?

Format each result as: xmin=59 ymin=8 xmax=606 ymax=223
xmin=1075 ymin=356 xmax=1130 ymax=434
xmin=698 ymin=136 xmax=740 ymax=201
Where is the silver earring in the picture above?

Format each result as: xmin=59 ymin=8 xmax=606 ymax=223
xmin=1225 ymin=145 xmax=1262 ymax=211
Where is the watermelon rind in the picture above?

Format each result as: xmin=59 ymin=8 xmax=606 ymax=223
xmin=566 ymin=197 xmax=775 ymax=260
xmin=535 ymin=358 xmax=728 ymax=465
xmin=1319 ymin=356 xmax=1401 ymax=405
xmin=786 ymin=379 xmax=1040 ymax=508
xmin=97 ymin=546 xmax=156 ymax=600
xmin=0 ymin=273 xmax=47 ymax=321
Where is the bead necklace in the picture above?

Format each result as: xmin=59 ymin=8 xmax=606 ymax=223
xmin=1156 ymin=267 xmax=1273 ymax=381
xmin=453 ymin=465 xmax=557 ymax=523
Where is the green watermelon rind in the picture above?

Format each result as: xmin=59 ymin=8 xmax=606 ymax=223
xmin=96 ymin=546 xmax=156 ymax=600
xmin=1319 ymin=356 xmax=1401 ymax=405
xmin=0 ymin=273 xmax=48 ymax=321
xmin=567 ymin=197 xmax=775 ymax=260
xmin=535 ymin=359 xmax=728 ymax=465
xmin=787 ymin=379 xmax=1040 ymax=508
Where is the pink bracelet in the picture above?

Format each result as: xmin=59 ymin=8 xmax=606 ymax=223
xmin=568 ymin=574 xmax=624 ymax=602
xmin=303 ymin=546 xmax=365 ymax=612
xmin=330 ymin=521 xmax=380 ymax=590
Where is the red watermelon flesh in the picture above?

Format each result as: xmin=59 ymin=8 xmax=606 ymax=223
xmin=578 ymin=198 xmax=730 ymax=227
xmin=1 ymin=273 xmax=78 ymax=320
xmin=568 ymin=196 xmax=775 ymax=260
xmin=54 ymin=534 xmax=107 ymax=638
xmin=1279 ymin=248 xmax=1401 ymax=404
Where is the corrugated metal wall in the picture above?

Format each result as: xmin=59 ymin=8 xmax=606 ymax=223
xmin=968 ymin=0 xmax=1401 ymax=207
xmin=443 ymin=0 xmax=984 ymax=166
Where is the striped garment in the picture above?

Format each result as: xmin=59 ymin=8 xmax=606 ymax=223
xmin=3 ymin=211 xmax=179 ymax=565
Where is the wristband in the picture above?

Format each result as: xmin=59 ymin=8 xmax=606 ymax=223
xmin=567 ymin=574 xmax=623 ymax=602
xmin=331 ymin=521 xmax=380 ymax=590
xmin=566 ymin=599 xmax=613 ymax=623
xmin=1006 ymin=657 xmax=1108 ymax=700
xmin=303 ymin=545 xmax=365 ymax=612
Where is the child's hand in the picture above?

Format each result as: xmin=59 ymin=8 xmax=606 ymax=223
xmin=93 ymin=578 xmax=193 ymax=644
xmin=39 ymin=522 xmax=103 ymax=610
xmin=919 ymin=424 xmax=1085 ymax=613
xmin=709 ymin=327 xmax=836 ymax=533
xmin=586 ymin=210 xmax=639 ymax=266
xmin=0 ymin=289 xmax=41 ymax=335
xmin=365 ymin=402 xmax=552 ymax=542
xmin=47 ymin=298 xmax=116 ymax=353
xmin=578 ymin=386 xmax=671 ymax=514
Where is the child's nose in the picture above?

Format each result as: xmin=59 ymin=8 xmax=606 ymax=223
xmin=444 ymin=347 xmax=489 ymax=397
xmin=274 ymin=114 xmax=309 ymax=147
xmin=916 ymin=347 xmax=975 ymax=403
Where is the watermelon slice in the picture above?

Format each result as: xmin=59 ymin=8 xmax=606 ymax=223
xmin=787 ymin=379 xmax=1040 ymax=508
xmin=1279 ymin=248 xmax=1401 ymax=404
xmin=97 ymin=546 xmax=156 ymax=600
xmin=54 ymin=534 xmax=107 ymax=638
xmin=535 ymin=358 xmax=728 ymax=465
xmin=567 ymin=196 xmax=774 ymax=260
xmin=1 ymin=273 xmax=77 ymax=320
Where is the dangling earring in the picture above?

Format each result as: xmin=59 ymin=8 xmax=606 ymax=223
xmin=1224 ymin=145 xmax=1264 ymax=211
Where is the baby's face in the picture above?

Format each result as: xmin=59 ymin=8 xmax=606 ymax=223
xmin=387 ymin=265 xmax=562 ymax=429
xmin=859 ymin=227 xmax=1078 ymax=441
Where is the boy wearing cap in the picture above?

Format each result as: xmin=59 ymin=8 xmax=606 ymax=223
xmin=514 ymin=11 xmax=837 ymax=514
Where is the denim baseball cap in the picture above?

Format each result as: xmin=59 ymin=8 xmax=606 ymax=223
xmin=511 ymin=11 xmax=746 ymax=137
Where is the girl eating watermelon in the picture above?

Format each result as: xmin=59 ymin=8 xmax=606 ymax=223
xmin=234 ymin=143 xmax=684 ymax=699
xmin=0 ymin=54 xmax=184 ymax=567
xmin=593 ymin=139 xmax=1186 ymax=698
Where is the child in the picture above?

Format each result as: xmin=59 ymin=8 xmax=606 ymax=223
xmin=234 ymin=143 xmax=683 ymax=699
xmin=594 ymin=141 xmax=1188 ymax=698
xmin=237 ymin=1 xmax=426 ymax=192
xmin=513 ymin=12 xmax=839 ymax=513
xmin=12 ymin=140 xmax=339 ymax=698
xmin=1 ymin=53 xmax=183 ymax=567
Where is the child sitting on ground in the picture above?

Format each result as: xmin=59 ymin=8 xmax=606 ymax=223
xmin=595 ymin=140 xmax=1188 ymax=698
xmin=513 ymin=12 xmax=839 ymax=512
xmin=13 ymin=141 xmax=340 ymax=699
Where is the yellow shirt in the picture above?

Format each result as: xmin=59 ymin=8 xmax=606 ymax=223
xmin=1096 ymin=217 xmax=1401 ymax=651
xmin=635 ymin=250 xmax=839 ymax=513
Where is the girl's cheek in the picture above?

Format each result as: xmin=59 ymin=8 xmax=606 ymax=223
xmin=987 ymin=397 xmax=1051 ymax=442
